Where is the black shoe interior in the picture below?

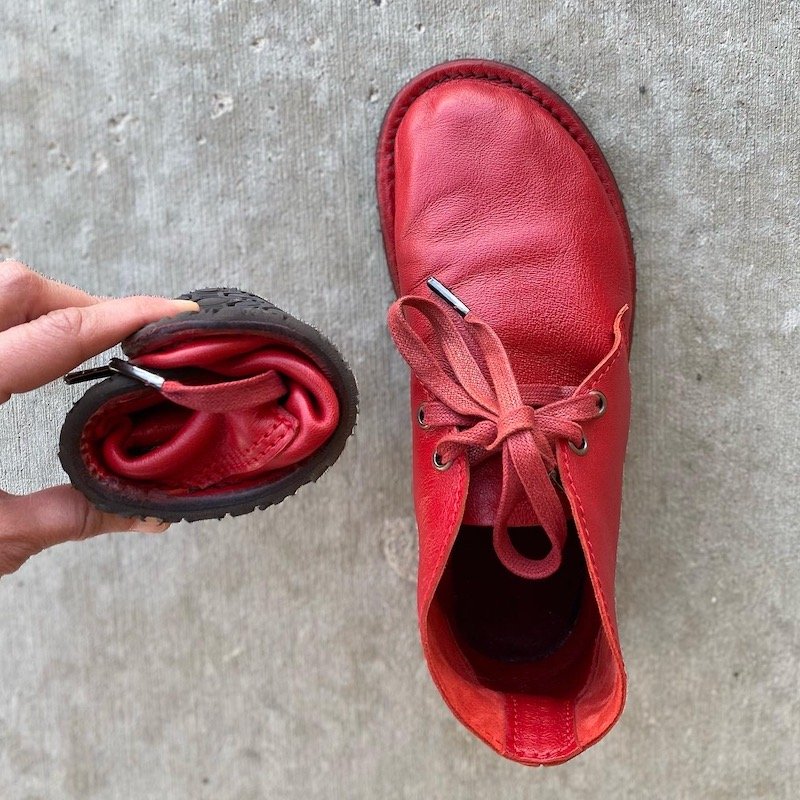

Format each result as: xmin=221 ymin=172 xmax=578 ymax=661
xmin=448 ymin=523 xmax=587 ymax=665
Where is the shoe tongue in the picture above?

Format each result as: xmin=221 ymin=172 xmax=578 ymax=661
xmin=462 ymin=456 xmax=542 ymax=527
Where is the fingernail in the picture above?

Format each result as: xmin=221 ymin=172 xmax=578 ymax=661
xmin=169 ymin=299 xmax=200 ymax=313
xmin=131 ymin=516 xmax=171 ymax=533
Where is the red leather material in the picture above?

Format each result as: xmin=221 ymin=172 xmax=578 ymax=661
xmin=79 ymin=334 xmax=340 ymax=494
xmin=379 ymin=60 xmax=635 ymax=764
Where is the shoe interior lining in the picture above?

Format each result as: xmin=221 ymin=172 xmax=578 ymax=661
xmin=436 ymin=522 xmax=599 ymax=696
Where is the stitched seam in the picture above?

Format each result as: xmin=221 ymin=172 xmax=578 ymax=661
xmin=508 ymin=695 xmax=577 ymax=761
xmin=563 ymin=338 xmax=628 ymax=739
xmin=189 ymin=417 xmax=293 ymax=489
xmin=562 ymin=419 xmax=621 ymax=665
xmin=80 ymin=406 xmax=132 ymax=489
xmin=440 ymin=614 xmax=480 ymax=684
xmin=420 ymin=453 xmax=465 ymax=600
xmin=423 ymin=461 xmax=508 ymax=753
xmin=509 ymin=695 xmax=518 ymax=755
xmin=563 ymin=466 xmax=611 ymax=629
xmin=568 ymin=684 xmax=588 ymax=751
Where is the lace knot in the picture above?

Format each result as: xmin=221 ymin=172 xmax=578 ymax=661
xmin=490 ymin=404 xmax=538 ymax=448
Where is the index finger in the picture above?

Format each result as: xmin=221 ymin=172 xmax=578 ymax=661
xmin=0 ymin=295 xmax=199 ymax=402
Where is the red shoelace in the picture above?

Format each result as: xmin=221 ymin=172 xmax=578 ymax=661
xmin=388 ymin=284 xmax=605 ymax=580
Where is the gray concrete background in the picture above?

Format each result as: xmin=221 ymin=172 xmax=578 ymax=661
xmin=0 ymin=1 xmax=798 ymax=798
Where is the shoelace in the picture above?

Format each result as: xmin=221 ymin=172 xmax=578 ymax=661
xmin=387 ymin=279 xmax=606 ymax=580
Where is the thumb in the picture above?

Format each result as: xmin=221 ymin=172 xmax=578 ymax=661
xmin=0 ymin=485 xmax=169 ymax=577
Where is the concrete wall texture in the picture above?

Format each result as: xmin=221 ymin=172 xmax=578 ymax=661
xmin=0 ymin=1 xmax=798 ymax=798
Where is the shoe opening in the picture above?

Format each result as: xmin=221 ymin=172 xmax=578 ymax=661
xmin=422 ymin=522 xmax=625 ymax=764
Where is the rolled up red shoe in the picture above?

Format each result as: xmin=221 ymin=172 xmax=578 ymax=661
xmin=379 ymin=60 xmax=636 ymax=764
xmin=60 ymin=288 xmax=357 ymax=522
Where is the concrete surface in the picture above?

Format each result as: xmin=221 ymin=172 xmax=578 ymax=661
xmin=0 ymin=1 xmax=798 ymax=798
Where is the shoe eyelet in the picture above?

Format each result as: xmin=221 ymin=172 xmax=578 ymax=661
xmin=432 ymin=450 xmax=451 ymax=471
xmin=591 ymin=390 xmax=607 ymax=418
xmin=417 ymin=405 xmax=429 ymax=429
xmin=569 ymin=435 xmax=589 ymax=456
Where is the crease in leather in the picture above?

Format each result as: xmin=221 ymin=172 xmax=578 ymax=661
xmin=79 ymin=335 xmax=340 ymax=494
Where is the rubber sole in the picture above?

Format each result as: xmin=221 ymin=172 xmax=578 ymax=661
xmin=59 ymin=288 xmax=358 ymax=523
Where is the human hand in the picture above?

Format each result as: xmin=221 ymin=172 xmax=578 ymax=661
xmin=0 ymin=261 xmax=199 ymax=576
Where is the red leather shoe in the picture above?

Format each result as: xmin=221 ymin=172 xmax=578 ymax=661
xmin=379 ymin=60 xmax=635 ymax=764
xmin=60 ymin=288 xmax=357 ymax=521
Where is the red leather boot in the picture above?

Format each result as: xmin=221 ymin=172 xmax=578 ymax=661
xmin=60 ymin=288 xmax=357 ymax=522
xmin=379 ymin=60 xmax=635 ymax=764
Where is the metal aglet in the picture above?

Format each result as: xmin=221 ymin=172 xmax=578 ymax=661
xmin=108 ymin=358 xmax=166 ymax=389
xmin=64 ymin=358 xmax=165 ymax=389
xmin=427 ymin=277 xmax=470 ymax=317
xmin=63 ymin=364 xmax=115 ymax=385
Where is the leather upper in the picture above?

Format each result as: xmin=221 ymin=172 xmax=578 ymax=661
xmin=379 ymin=60 xmax=635 ymax=764
xmin=79 ymin=334 xmax=340 ymax=495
